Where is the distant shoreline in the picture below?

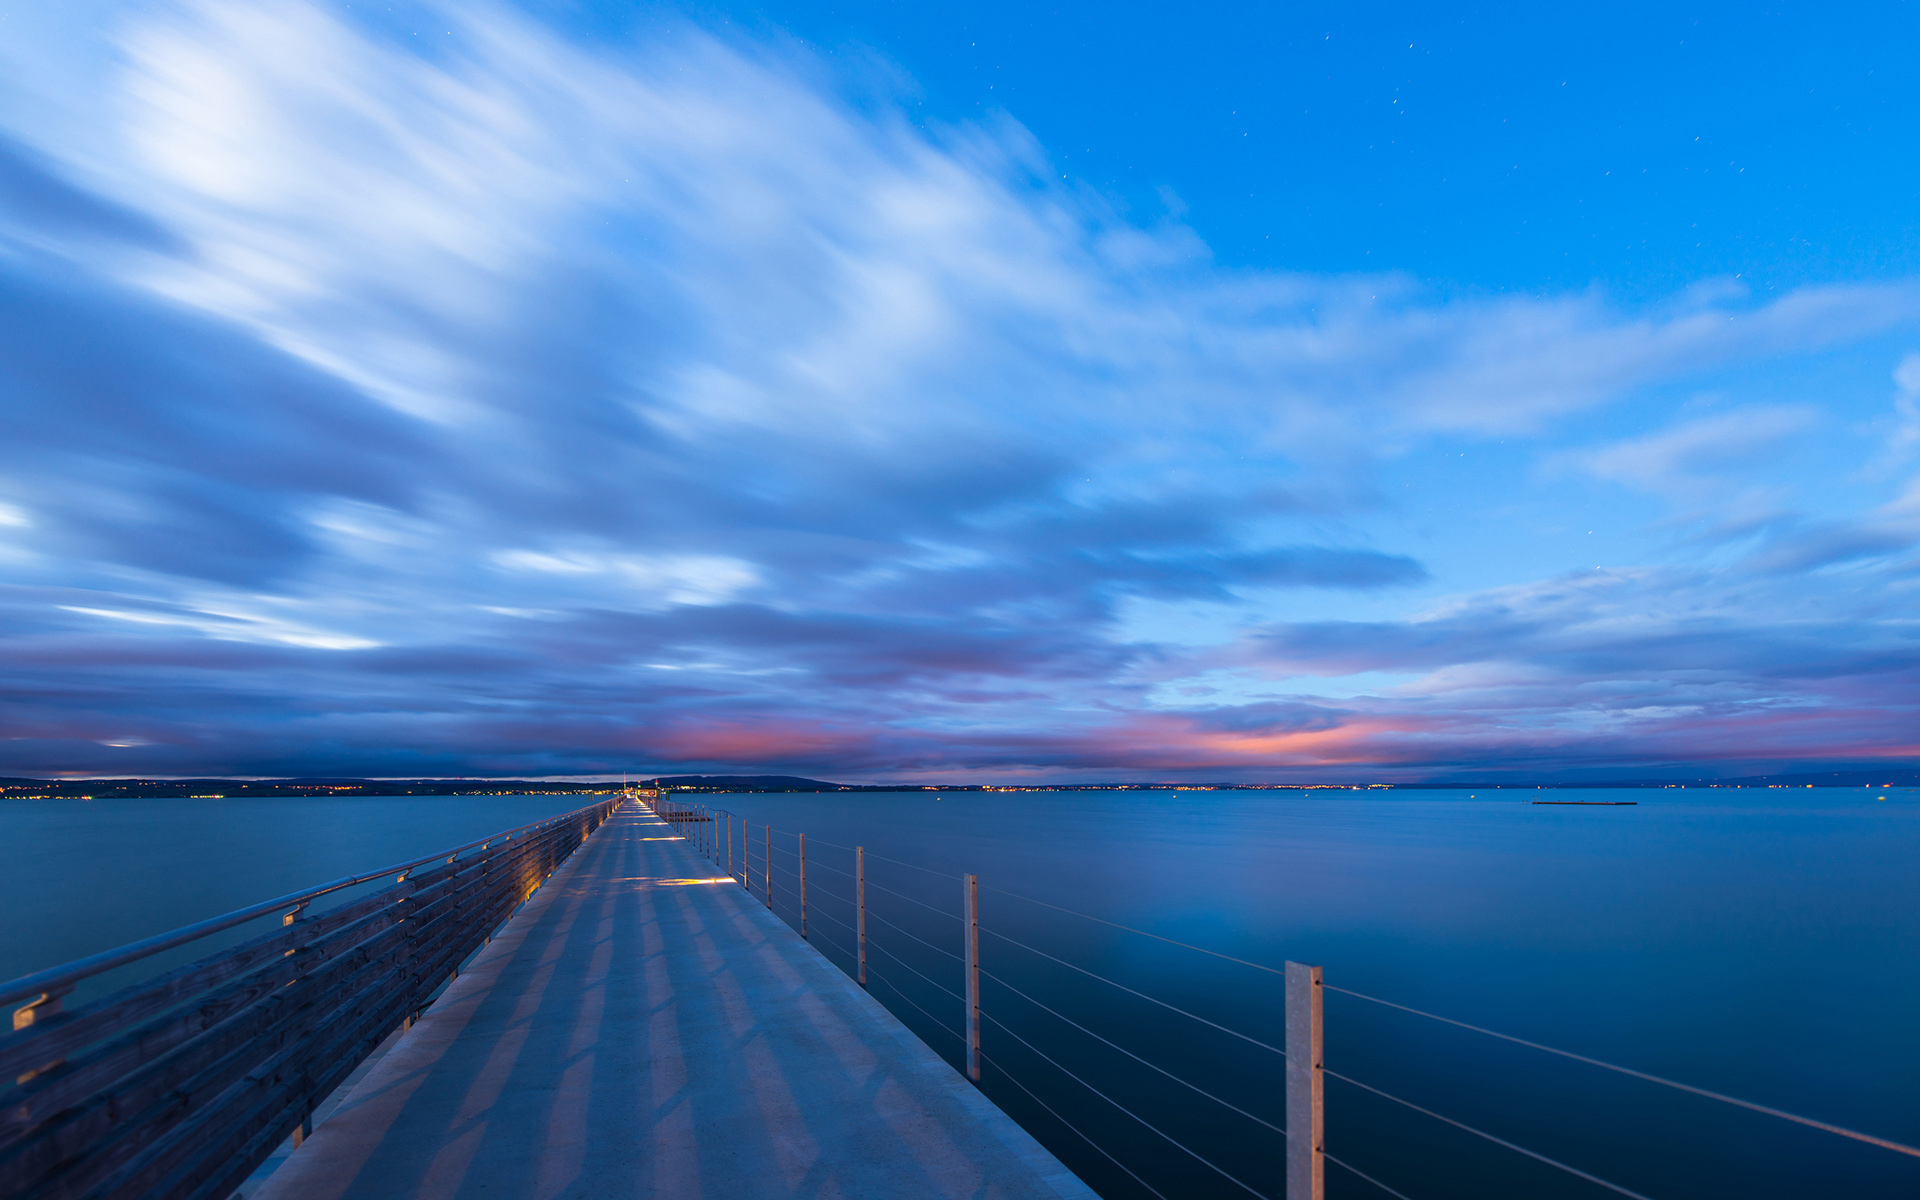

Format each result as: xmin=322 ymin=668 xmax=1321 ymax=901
xmin=3 ymin=768 xmax=1916 ymax=800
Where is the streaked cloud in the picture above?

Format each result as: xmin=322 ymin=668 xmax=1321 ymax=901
xmin=0 ymin=0 xmax=1917 ymax=779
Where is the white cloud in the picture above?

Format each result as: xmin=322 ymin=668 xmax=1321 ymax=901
xmin=61 ymin=603 xmax=379 ymax=649
xmin=13 ymin=0 xmax=1899 ymax=476
xmin=1570 ymin=406 xmax=1818 ymax=494
xmin=490 ymin=549 xmax=757 ymax=606
xmin=1888 ymin=352 xmax=1920 ymax=461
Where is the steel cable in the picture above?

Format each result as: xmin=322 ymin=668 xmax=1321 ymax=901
xmin=807 ymin=926 xmax=856 ymax=962
xmin=979 ymin=884 xmax=1289 ymax=977
xmin=1323 ymin=1070 xmax=1656 ymax=1200
xmin=865 ymin=964 xmax=966 ymax=1041
xmin=866 ymin=907 xmax=964 ymax=962
xmin=863 ymin=877 xmax=962 ymax=920
xmin=980 ymin=1011 xmax=1274 ymax=1200
xmin=979 ymin=966 xmax=1284 ymax=1136
xmin=801 ymin=835 xmax=855 ymax=851
xmin=1325 ymin=1154 xmax=1415 ymax=1200
xmin=857 ymin=848 xmax=960 ymax=880
xmin=808 ymin=904 xmax=858 ymax=939
xmin=1323 ymin=986 xmax=1920 ymax=1160
xmin=766 ymin=866 xmax=850 ymax=907
xmin=980 ymin=1049 xmax=1172 ymax=1200
xmin=979 ymin=926 xmax=1284 ymax=1058
xmin=866 ymin=937 xmax=966 ymax=1003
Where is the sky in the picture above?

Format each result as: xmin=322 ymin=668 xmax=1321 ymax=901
xmin=0 ymin=0 xmax=1917 ymax=782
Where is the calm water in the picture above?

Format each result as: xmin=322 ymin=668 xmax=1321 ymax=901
xmin=702 ymin=787 xmax=1920 ymax=1200
xmin=2 ymin=794 xmax=594 ymax=993
xmin=8 ymin=787 xmax=1918 ymax=1198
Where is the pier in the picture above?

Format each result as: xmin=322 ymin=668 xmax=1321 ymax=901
xmin=251 ymin=802 xmax=1089 ymax=1199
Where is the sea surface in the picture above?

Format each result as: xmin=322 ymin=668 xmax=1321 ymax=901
xmin=8 ymin=787 xmax=1919 ymax=1199
xmin=3 ymin=793 xmax=595 ymax=994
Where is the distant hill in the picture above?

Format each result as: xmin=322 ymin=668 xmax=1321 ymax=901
xmin=652 ymin=775 xmax=844 ymax=792
xmin=6 ymin=769 xmax=1916 ymax=801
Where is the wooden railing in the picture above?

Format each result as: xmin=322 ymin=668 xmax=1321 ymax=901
xmin=0 ymin=797 xmax=623 ymax=1200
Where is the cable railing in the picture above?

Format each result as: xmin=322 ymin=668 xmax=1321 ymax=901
xmin=0 ymin=797 xmax=624 ymax=1200
xmin=647 ymin=792 xmax=1920 ymax=1200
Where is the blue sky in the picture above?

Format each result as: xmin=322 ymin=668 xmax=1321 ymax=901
xmin=1 ymin=0 xmax=1917 ymax=780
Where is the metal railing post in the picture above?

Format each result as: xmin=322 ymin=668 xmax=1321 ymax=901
xmin=726 ymin=812 xmax=734 ymax=880
xmin=798 ymin=833 xmax=808 ymax=939
xmin=856 ymin=846 xmax=867 ymax=986
xmin=764 ymin=825 xmax=773 ymax=909
xmin=964 ymin=874 xmax=980 ymax=1082
xmin=1285 ymin=961 xmax=1324 ymax=1200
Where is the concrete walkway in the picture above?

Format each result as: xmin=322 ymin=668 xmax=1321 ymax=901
xmin=256 ymin=804 xmax=1096 ymax=1200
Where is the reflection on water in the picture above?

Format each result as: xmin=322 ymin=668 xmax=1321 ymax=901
xmin=6 ymin=787 xmax=1917 ymax=1197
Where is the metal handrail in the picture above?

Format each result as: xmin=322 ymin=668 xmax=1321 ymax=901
xmin=4 ymin=796 xmax=626 ymax=1200
xmin=0 ymin=797 xmax=618 ymax=1009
